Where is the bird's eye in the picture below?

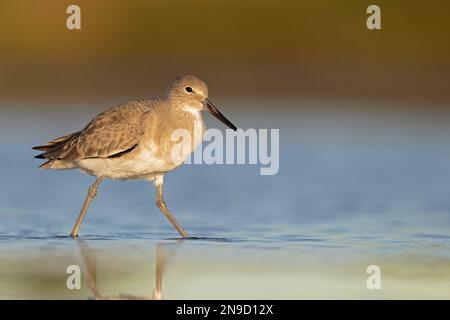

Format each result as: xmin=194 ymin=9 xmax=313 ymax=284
xmin=185 ymin=87 xmax=193 ymax=93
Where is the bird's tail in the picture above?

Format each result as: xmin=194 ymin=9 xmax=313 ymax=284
xmin=33 ymin=131 xmax=81 ymax=169
xmin=37 ymin=159 xmax=74 ymax=170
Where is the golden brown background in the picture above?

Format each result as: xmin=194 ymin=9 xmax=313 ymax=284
xmin=0 ymin=0 xmax=449 ymax=107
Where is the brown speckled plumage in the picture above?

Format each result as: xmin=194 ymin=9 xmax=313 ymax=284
xmin=34 ymin=99 xmax=155 ymax=163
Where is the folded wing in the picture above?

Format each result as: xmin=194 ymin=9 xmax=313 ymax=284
xmin=34 ymin=100 xmax=152 ymax=161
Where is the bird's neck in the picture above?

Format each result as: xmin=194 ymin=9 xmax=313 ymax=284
xmin=164 ymin=104 xmax=205 ymax=153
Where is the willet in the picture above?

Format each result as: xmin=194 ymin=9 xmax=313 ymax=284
xmin=33 ymin=75 xmax=237 ymax=238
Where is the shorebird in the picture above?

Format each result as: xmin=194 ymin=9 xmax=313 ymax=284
xmin=33 ymin=75 xmax=237 ymax=238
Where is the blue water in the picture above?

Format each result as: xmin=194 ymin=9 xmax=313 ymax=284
xmin=1 ymin=106 xmax=450 ymax=257
xmin=2 ymin=104 xmax=450 ymax=298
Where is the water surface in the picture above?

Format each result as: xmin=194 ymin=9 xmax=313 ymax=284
xmin=1 ymin=102 xmax=450 ymax=299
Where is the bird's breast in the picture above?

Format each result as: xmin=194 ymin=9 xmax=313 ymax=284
xmin=139 ymin=112 xmax=205 ymax=170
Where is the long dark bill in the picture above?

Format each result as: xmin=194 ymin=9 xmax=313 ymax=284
xmin=204 ymin=98 xmax=237 ymax=131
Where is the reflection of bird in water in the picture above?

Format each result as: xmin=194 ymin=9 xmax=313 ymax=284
xmin=77 ymin=240 xmax=176 ymax=300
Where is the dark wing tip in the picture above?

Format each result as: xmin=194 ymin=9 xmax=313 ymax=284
xmin=38 ymin=160 xmax=51 ymax=169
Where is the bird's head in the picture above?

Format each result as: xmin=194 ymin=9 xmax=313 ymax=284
xmin=167 ymin=75 xmax=237 ymax=131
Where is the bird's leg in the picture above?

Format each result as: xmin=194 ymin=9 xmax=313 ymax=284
xmin=154 ymin=178 xmax=189 ymax=238
xmin=70 ymin=177 xmax=104 ymax=238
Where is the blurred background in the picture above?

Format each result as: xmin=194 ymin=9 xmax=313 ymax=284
xmin=1 ymin=0 xmax=450 ymax=299
xmin=1 ymin=0 xmax=449 ymax=104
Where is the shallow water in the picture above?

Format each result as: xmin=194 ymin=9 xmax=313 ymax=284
xmin=1 ymin=103 xmax=450 ymax=299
